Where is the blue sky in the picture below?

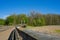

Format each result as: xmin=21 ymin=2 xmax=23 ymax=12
xmin=0 ymin=0 xmax=60 ymax=19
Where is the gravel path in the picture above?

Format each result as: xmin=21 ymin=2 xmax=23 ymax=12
xmin=0 ymin=27 xmax=15 ymax=40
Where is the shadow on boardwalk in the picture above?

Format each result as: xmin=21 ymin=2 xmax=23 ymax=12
xmin=8 ymin=28 xmax=36 ymax=40
xmin=16 ymin=28 xmax=37 ymax=40
xmin=8 ymin=30 xmax=14 ymax=40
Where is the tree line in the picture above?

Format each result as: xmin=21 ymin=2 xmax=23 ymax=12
xmin=0 ymin=11 xmax=60 ymax=26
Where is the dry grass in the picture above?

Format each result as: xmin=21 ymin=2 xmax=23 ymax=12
xmin=55 ymin=30 xmax=60 ymax=33
xmin=26 ymin=25 xmax=60 ymax=36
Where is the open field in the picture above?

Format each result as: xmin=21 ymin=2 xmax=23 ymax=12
xmin=25 ymin=25 xmax=60 ymax=36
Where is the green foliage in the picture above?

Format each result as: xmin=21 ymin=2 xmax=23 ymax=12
xmin=55 ymin=30 xmax=60 ymax=33
xmin=5 ymin=14 xmax=17 ymax=25
xmin=0 ymin=19 xmax=5 ymax=25
xmin=17 ymin=14 xmax=28 ymax=24
xmin=0 ymin=12 xmax=60 ymax=26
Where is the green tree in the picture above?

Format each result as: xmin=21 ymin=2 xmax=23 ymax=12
xmin=5 ymin=14 xmax=17 ymax=25
xmin=17 ymin=14 xmax=28 ymax=24
xmin=0 ymin=19 xmax=5 ymax=25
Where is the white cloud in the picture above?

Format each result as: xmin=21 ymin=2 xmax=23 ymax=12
xmin=2 ymin=15 xmax=10 ymax=19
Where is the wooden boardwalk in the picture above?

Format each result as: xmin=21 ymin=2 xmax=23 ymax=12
xmin=0 ymin=26 xmax=60 ymax=40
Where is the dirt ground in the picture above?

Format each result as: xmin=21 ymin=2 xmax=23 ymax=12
xmin=0 ymin=25 xmax=60 ymax=40
xmin=27 ymin=25 xmax=60 ymax=36
xmin=0 ymin=27 xmax=15 ymax=40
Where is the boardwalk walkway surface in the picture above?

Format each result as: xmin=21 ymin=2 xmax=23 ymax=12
xmin=0 ymin=26 xmax=60 ymax=40
xmin=8 ymin=28 xmax=36 ymax=40
xmin=23 ymin=30 xmax=60 ymax=40
xmin=18 ymin=27 xmax=60 ymax=40
xmin=0 ymin=27 xmax=15 ymax=40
